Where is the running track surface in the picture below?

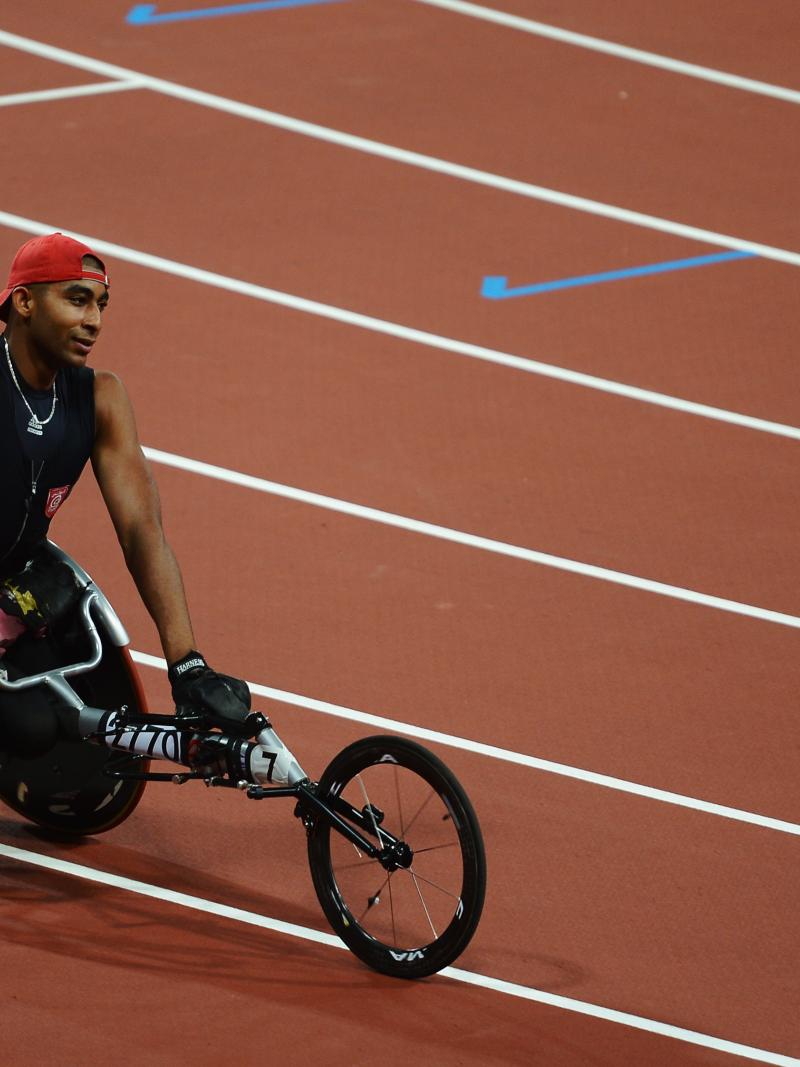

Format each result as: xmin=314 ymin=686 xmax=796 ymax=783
xmin=1 ymin=3 xmax=799 ymax=1064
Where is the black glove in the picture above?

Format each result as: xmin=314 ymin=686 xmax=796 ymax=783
xmin=168 ymin=650 xmax=257 ymax=737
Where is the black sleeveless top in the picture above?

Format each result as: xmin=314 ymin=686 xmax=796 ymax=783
xmin=0 ymin=336 xmax=95 ymax=570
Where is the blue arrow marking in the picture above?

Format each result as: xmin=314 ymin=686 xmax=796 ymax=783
xmin=127 ymin=0 xmax=348 ymax=25
xmin=481 ymin=250 xmax=757 ymax=300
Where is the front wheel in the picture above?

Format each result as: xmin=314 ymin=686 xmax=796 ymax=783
xmin=306 ymin=735 xmax=486 ymax=979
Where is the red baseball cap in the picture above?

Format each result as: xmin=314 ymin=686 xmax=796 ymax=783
xmin=0 ymin=232 xmax=109 ymax=322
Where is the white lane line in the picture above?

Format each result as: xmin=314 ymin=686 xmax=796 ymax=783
xmin=414 ymin=0 xmax=800 ymax=106
xmin=0 ymin=79 xmax=143 ymax=108
xmin=0 ymin=31 xmax=798 ymax=264
xmin=0 ymin=843 xmax=796 ymax=1066
xmin=1 ymin=210 xmax=799 ymax=443
xmin=131 ymin=649 xmax=800 ymax=837
xmin=141 ymin=444 xmax=800 ymax=633
xmin=446 ymin=965 xmax=800 ymax=1067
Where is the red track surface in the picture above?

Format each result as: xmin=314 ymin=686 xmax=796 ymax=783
xmin=1 ymin=2 xmax=798 ymax=1064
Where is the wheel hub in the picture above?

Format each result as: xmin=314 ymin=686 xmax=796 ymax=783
xmin=378 ymin=839 xmax=414 ymax=871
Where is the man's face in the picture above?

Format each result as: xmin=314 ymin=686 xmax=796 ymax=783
xmin=23 ymin=277 xmax=109 ymax=367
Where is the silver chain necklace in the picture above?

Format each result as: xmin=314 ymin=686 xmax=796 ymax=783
xmin=2 ymin=335 xmax=57 ymax=436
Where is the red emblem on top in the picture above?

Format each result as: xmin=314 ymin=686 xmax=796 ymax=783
xmin=45 ymin=484 xmax=71 ymax=518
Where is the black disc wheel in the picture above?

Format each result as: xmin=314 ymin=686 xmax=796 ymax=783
xmin=0 ymin=636 xmax=148 ymax=837
xmin=306 ymin=735 xmax=486 ymax=979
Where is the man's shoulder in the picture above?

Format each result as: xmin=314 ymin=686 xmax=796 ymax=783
xmin=93 ymin=369 xmax=128 ymax=406
xmin=93 ymin=368 xmax=123 ymax=389
xmin=92 ymin=370 xmax=135 ymax=439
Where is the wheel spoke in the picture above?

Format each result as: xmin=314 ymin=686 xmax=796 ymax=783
xmin=387 ymin=871 xmax=397 ymax=944
xmin=407 ymin=867 xmax=463 ymax=905
xmin=410 ymin=871 xmax=438 ymax=940
xmin=331 ymin=856 xmax=379 ymax=873
xmin=355 ymin=773 xmax=386 ymax=846
xmin=402 ymin=788 xmax=436 ymax=836
xmin=394 ymin=764 xmax=405 ymax=836
xmin=411 ymin=842 xmax=459 ymax=855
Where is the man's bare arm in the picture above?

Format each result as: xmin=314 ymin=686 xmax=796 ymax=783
xmin=91 ymin=370 xmax=195 ymax=664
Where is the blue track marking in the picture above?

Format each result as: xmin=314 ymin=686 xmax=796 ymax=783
xmin=481 ymin=250 xmax=757 ymax=300
xmin=127 ymin=0 xmax=348 ymax=25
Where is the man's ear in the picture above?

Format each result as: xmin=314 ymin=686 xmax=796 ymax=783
xmin=10 ymin=286 xmax=35 ymax=320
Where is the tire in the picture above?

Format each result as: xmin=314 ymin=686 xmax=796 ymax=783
xmin=307 ymin=735 xmax=486 ymax=979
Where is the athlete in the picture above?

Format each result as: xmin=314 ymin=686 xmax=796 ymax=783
xmin=0 ymin=232 xmax=254 ymax=757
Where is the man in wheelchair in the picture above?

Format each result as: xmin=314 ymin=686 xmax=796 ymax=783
xmin=0 ymin=232 xmax=256 ymax=765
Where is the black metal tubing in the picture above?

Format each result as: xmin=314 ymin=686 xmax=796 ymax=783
xmin=300 ymin=784 xmax=385 ymax=857
xmin=112 ymin=711 xmax=194 ymax=729
xmin=328 ymin=793 xmax=401 ymax=849
xmin=248 ymin=780 xmax=386 ymax=858
xmin=246 ymin=785 xmax=302 ymax=799
xmin=107 ymin=771 xmax=200 ymax=782
xmin=104 ymin=756 xmax=205 ymax=783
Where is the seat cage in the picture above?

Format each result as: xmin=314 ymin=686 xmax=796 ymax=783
xmin=0 ymin=541 xmax=129 ymax=709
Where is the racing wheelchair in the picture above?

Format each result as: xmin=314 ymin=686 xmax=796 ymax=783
xmin=0 ymin=543 xmax=486 ymax=978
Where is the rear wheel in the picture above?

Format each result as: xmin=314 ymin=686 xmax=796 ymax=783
xmin=306 ymin=735 xmax=486 ymax=978
xmin=0 ymin=639 xmax=148 ymax=836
